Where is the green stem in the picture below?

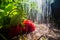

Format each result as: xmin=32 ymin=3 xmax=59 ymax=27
xmin=8 ymin=8 xmax=18 ymax=16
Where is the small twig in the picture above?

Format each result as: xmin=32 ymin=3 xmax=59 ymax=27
xmin=37 ymin=34 xmax=47 ymax=40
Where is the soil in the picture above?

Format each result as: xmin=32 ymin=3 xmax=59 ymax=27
xmin=11 ymin=24 xmax=60 ymax=40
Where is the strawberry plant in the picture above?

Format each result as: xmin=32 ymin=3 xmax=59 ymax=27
xmin=0 ymin=0 xmax=36 ymax=40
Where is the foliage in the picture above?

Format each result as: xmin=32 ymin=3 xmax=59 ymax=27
xmin=0 ymin=0 xmax=37 ymax=29
xmin=0 ymin=0 xmax=27 ymax=28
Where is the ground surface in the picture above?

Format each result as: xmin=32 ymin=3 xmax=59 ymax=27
xmin=12 ymin=24 xmax=60 ymax=40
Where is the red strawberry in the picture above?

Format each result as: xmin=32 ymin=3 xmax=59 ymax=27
xmin=22 ymin=26 xmax=27 ymax=34
xmin=8 ymin=20 xmax=35 ymax=38
xmin=8 ymin=24 xmax=22 ymax=38
xmin=23 ymin=20 xmax=35 ymax=33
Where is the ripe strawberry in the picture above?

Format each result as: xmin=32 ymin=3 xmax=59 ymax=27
xmin=23 ymin=20 xmax=35 ymax=33
xmin=8 ymin=24 xmax=22 ymax=38
xmin=8 ymin=20 xmax=35 ymax=38
xmin=22 ymin=26 xmax=27 ymax=34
